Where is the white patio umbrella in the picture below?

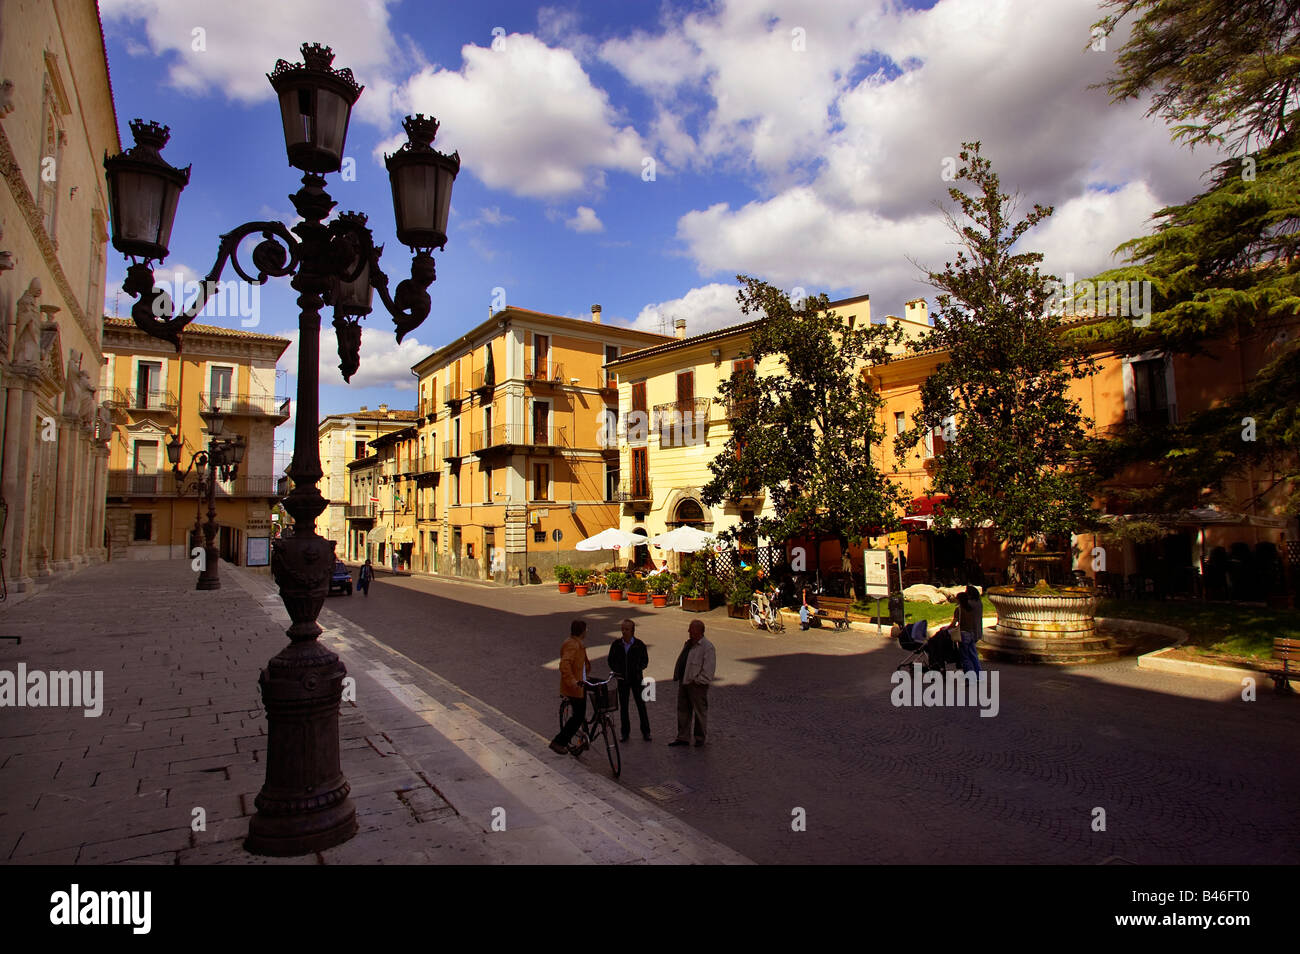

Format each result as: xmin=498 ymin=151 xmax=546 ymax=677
xmin=650 ymin=525 xmax=716 ymax=553
xmin=575 ymin=527 xmax=646 ymax=552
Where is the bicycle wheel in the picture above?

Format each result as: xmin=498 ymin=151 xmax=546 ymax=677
xmin=749 ymin=601 xmax=763 ymax=630
xmin=600 ymin=715 xmax=621 ymax=777
xmin=768 ymin=609 xmax=785 ymax=633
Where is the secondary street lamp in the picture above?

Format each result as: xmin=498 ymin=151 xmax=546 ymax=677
xmin=102 ymin=42 xmax=459 ymax=856
xmin=167 ymin=413 xmax=246 ymax=590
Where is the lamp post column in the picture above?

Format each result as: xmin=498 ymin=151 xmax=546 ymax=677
xmin=245 ymin=174 xmax=357 ymax=855
xmin=197 ymin=447 xmax=221 ymax=590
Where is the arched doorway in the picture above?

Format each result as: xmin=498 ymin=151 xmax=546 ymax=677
xmin=673 ymin=497 xmax=707 ymax=527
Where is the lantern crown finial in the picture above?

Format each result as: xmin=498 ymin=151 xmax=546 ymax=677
xmin=128 ymin=119 xmax=172 ymax=154
xmin=267 ymin=41 xmax=363 ymax=101
xmin=402 ymin=114 xmax=441 ymax=149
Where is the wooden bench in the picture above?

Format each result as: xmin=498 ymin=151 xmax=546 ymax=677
xmin=811 ymin=596 xmax=853 ymax=631
xmin=1269 ymin=637 xmax=1300 ymax=693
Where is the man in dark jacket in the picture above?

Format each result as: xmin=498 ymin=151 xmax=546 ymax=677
xmin=608 ymin=618 xmax=651 ymax=742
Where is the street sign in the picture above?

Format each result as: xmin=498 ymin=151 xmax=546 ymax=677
xmin=864 ymin=549 xmax=889 ymax=598
xmin=552 ymin=529 xmax=563 ymax=542
xmin=887 ymin=531 xmax=907 ymax=549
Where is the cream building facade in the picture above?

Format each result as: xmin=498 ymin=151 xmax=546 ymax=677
xmin=0 ymin=0 xmax=119 ymax=593
xmin=101 ymin=318 xmax=289 ymax=565
xmin=318 ymin=404 xmax=416 ymax=554
xmin=606 ymin=295 xmax=930 ymax=554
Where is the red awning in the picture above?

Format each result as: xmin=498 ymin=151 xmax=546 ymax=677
xmin=907 ymin=495 xmax=948 ymax=517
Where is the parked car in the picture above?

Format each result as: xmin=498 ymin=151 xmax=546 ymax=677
xmin=329 ymin=560 xmax=353 ymax=596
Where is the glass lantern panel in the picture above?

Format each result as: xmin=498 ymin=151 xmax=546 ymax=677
xmin=116 ymin=170 xmax=164 ymax=246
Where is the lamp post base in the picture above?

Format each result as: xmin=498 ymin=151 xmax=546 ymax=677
xmin=245 ymin=637 xmax=357 ymax=856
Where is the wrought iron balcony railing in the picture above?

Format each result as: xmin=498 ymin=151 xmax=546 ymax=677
xmin=616 ymin=478 xmax=653 ymax=502
xmin=199 ymin=391 xmax=291 ymax=420
xmin=108 ymin=470 xmax=279 ymax=497
xmin=524 ymin=362 xmax=564 ymax=386
xmin=123 ymin=388 xmax=178 ymax=413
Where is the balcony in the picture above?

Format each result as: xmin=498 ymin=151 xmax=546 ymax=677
xmin=442 ymin=439 xmax=464 ymax=462
xmin=399 ymin=455 xmax=439 ymax=475
xmin=723 ymin=393 xmax=756 ymax=420
xmin=653 ymin=398 xmax=711 ymax=447
xmin=471 ymin=369 xmax=494 ymax=396
xmin=470 ymin=424 xmax=569 ymax=454
xmin=524 ymin=362 xmax=565 ymax=388
xmin=616 ymin=478 xmax=653 ymax=502
xmin=345 ymin=504 xmax=375 ymax=519
xmin=122 ymin=388 xmax=178 ymax=414
xmin=443 ymin=383 xmax=464 ymax=407
xmin=108 ymin=470 xmax=280 ymax=498
xmin=199 ymin=392 xmax=291 ymax=422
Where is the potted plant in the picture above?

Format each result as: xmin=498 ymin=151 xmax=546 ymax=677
xmin=555 ymin=564 xmax=574 ymax=594
xmin=572 ymin=568 xmax=592 ymax=596
xmin=626 ymin=575 xmax=648 ymax=605
xmin=648 ymin=573 xmax=674 ymax=607
xmin=606 ymin=570 xmax=629 ymax=601
xmin=727 ymin=578 xmax=755 ymax=619
xmin=677 ymin=558 xmax=711 ymax=613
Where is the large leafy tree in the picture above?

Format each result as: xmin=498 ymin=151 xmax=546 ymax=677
xmin=701 ymin=277 xmax=907 ymax=584
xmin=1082 ymin=0 xmax=1300 ymax=515
xmin=896 ymin=142 xmax=1098 ymax=558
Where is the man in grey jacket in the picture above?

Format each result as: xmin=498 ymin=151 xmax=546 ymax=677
xmin=669 ymin=620 xmax=716 ymax=747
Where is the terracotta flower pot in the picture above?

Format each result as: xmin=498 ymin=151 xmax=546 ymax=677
xmin=608 ymin=589 xmax=624 ymax=601
xmin=652 ymin=594 xmax=668 ymax=607
xmin=557 ymin=583 xmax=573 ymax=594
xmin=727 ymin=603 xmax=749 ymax=619
xmin=575 ymin=584 xmax=589 ymax=596
xmin=628 ymin=592 xmax=648 ymax=605
xmin=682 ymin=596 xmax=708 ymax=613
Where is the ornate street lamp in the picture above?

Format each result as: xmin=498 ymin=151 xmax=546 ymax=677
xmin=170 ymin=429 xmax=246 ymax=591
xmin=103 ymin=42 xmax=459 ymax=856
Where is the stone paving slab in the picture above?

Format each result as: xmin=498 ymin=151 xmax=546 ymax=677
xmin=0 ymin=559 xmax=749 ymax=865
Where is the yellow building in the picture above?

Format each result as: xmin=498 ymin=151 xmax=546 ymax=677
xmin=607 ymin=295 xmax=928 ymax=558
xmin=318 ymin=404 xmax=417 ymax=553
xmin=100 ymin=318 xmax=289 ymax=565
xmin=411 ymin=304 xmax=670 ymax=581
xmin=1 ymin=0 xmax=119 ymax=591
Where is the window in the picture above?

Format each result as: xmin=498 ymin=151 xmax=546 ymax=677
xmin=629 ymin=381 xmax=648 ymax=443
xmin=136 ymin=361 xmax=161 ymax=408
xmin=533 ymin=462 xmax=550 ymax=501
xmin=454 ymin=418 xmax=461 ymax=455
xmin=730 ymin=358 xmax=756 ymax=416
xmin=631 ymin=381 xmax=647 ymax=413
xmin=630 ymin=447 xmax=649 ymax=498
xmin=133 ymin=513 xmax=152 ymax=541
xmin=534 ymin=529 xmax=546 ymax=543
xmin=532 ymin=400 xmax=550 ymax=444
xmin=894 ymin=412 xmax=905 ymax=435
xmin=132 ymin=440 xmax=159 ymax=473
xmin=354 ymin=440 xmax=367 ymax=460
xmin=483 ymin=465 xmax=492 ymax=501
xmin=1131 ymin=357 xmax=1171 ymax=425
xmin=533 ymin=334 xmax=549 ymax=378
xmin=210 ymin=366 xmax=233 ymax=399
xmin=605 ymin=462 xmax=619 ymax=502
xmin=453 ymin=472 xmax=461 ymax=505
xmin=605 ymin=345 xmax=619 ymax=387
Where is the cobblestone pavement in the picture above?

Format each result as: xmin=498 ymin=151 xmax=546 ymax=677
xmin=323 ymin=569 xmax=1300 ymax=865
xmin=0 ymin=561 xmax=749 ymax=865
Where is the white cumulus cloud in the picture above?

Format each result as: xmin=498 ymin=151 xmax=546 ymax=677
xmin=566 ymin=206 xmax=604 ymax=233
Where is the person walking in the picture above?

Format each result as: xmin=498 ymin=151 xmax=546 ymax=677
xmin=358 ymin=559 xmax=374 ymax=597
xmin=955 ymin=584 xmax=983 ymax=673
xmin=550 ymin=620 xmax=592 ymax=755
xmin=669 ymin=620 xmax=715 ymax=748
xmin=608 ymin=618 xmax=651 ymax=742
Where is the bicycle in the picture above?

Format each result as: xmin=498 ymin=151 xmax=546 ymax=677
xmin=557 ymin=673 xmax=621 ymax=777
xmin=749 ymin=589 xmax=784 ymax=632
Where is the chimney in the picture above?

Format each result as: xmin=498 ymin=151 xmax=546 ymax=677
xmin=591 ymin=303 xmax=602 ymax=324
xmin=359 ymin=405 xmax=368 ymax=411
xmin=905 ymin=298 xmax=929 ymax=325
xmin=674 ymin=317 xmax=687 ymax=339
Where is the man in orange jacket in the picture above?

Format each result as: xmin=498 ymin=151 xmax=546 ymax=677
xmin=550 ymin=619 xmax=592 ymax=755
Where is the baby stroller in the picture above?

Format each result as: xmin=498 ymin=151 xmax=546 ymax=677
xmin=894 ymin=620 xmax=961 ymax=673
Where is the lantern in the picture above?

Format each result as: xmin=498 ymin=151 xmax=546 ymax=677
xmin=103 ymin=120 xmax=190 ymax=261
xmin=384 ymin=114 xmax=459 ymax=250
xmin=266 ymin=43 xmax=363 ymax=174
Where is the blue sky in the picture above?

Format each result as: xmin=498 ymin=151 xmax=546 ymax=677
xmin=98 ymin=0 xmax=1221 ymax=470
